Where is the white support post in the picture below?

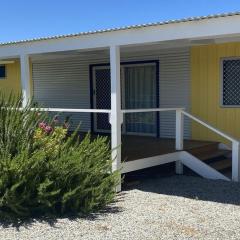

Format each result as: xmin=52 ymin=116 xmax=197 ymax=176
xmin=20 ymin=55 xmax=31 ymax=107
xmin=232 ymin=141 xmax=240 ymax=182
xmin=175 ymin=109 xmax=184 ymax=174
xmin=110 ymin=45 xmax=122 ymax=192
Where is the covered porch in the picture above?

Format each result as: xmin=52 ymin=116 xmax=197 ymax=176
xmin=26 ymin=43 xmax=194 ymax=192
xmin=3 ymin=47 xmax=240 ymax=189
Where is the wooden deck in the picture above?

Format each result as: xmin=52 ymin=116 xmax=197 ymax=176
xmin=121 ymin=135 xmax=213 ymax=162
xmin=84 ymin=133 xmax=214 ymax=162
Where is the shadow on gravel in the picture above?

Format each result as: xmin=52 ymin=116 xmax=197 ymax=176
xmin=123 ymin=163 xmax=240 ymax=206
xmin=0 ymin=192 xmax=125 ymax=229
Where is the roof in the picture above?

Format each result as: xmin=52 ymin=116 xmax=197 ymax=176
xmin=1 ymin=11 xmax=240 ymax=47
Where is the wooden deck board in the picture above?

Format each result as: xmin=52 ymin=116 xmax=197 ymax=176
xmin=121 ymin=135 xmax=214 ymax=161
xmin=82 ymin=133 xmax=214 ymax=162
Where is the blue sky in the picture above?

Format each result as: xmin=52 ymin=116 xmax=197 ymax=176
xmin=1 ymin=0 xmax=240 ymax=43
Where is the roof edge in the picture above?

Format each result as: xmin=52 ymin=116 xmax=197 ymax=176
xmin=1 ymin=11 xmax=240 ymax=47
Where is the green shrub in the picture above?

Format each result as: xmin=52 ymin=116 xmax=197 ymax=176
xmin=0 ymin=93 xmax=45 ymax=159
xmin=0 ymin=93 xmax=120 ymax=220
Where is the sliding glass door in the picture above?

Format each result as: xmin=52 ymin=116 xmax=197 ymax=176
xmin=123 ymin=63 xmax=157 ymax=135
xmin=93 ymin=62 xmax=158 ymax=136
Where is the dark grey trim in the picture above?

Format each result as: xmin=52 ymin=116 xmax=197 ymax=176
xmin=220 ymin=57 xmax=240 ymax=108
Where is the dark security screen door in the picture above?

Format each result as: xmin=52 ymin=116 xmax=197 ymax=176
xmin=93 ymin=66 xmax=111 ymax=133
xmin=93 ymin=63 xmax=158 ymax=136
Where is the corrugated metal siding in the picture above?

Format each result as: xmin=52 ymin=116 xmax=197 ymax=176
xmin=0 ymin=60 xmax=21 ymax=96
xmin=32 ymin=47 xmax=191 ymax=137
xmin=159 ymin=49 xmax=191 ymax=138
xmin=121 ymin=48 xmax=191 ymax=138
xmin=32 ymin=56 xmax=107 ymax=131
xmin=191 ymin=42 xmax=240 ymax=143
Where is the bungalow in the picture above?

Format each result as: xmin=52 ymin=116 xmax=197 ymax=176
xmin=1 ymin=12 xmax=240 ymax=191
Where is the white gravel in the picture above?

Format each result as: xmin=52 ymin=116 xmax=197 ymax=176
xmin=1 ymin=175 xmax=240 ymax=240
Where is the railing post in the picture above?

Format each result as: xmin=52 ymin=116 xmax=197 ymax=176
xmin=175 ymin=109 xmax=184 ymax=174
xmin=110 ymin=45 xmax=122 ymax=192
xmin=232 ymin=141 xmax=240 ymax=182
xmin=20 ymin=54 xmax=31 ymax=107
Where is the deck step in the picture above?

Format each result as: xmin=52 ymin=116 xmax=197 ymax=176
xmin=194 ymin=149 xmax=231 ymax=161
xmin=209 ymin=158 xmax=232 ymax=171
xmin=187 ymin=142 xmax=219 ymax=155
xmin=186 ymin=142 xmax=232 ymax=178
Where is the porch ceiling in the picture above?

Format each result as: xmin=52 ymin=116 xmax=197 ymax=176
xmin=29 ymin=34 xmax=240 ymax=62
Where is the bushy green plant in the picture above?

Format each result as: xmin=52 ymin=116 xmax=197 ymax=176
xmin=0 ymin=93 xmax=120 ymax=220
xmin=0 ymin=135 xmax=119 ymax=219
xmin=0 ymin=93 xmax=45 ymax=158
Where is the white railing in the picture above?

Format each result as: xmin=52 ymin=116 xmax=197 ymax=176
xmin=122 ymin=107 xmax=184 ymax=151
xmin=121 ymin=107 xmax=185 ymax=174
xmin=31 ymin=108 xmax=111 ymax=114
xmin=121 ymin=108 xmax=183 ymax=114
xmin=121 ymin=107 xmax=240 ymax=182
xmin=18 ymin=106 xmax=240 ymax=182
xmin=182 ymin=111 xmax=239 ymax=143
xmin=180 ymin=110 xmax=240 ymax=182
xmin=122 ymin=107 xmax=184 ymax=174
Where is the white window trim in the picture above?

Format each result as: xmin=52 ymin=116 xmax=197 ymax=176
xmin=220 ymin=57 xmax=240 ymax=108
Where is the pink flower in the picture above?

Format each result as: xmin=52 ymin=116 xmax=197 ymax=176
xmin=44 ymin=125 xmax=53 ymax=134
xmin=39 ymin=122 xmax=47 ymax=129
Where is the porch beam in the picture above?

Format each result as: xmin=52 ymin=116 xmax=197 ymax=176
xmin=20 ymin=55 xmax=31 ymax=107
xmin=110 ymin=45 xmax=122 ymax=192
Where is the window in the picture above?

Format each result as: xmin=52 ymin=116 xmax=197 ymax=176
xmin=222 ymin=59 xmax=240 ymax=106
xmin=0 ymin=65 xmax=6 ymax=79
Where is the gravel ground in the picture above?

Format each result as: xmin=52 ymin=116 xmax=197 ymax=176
xmin=1 ymin=175 xmax=240 ymax=240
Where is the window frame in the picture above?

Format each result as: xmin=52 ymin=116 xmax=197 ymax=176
xmin=0 ymin=65 xmax=6 ymax=79
xmin=220 ymin=57 xmax=240 ymax=108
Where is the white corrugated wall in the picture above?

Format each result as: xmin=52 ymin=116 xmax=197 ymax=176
xmin=32 ymin=55 xmax=108 ymax=131
xmin=32 ymin=47 xmax=191 ymax=138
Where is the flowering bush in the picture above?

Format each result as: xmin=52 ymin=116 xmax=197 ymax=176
xmin=34 ymin=116 xmax=68 ymax=157
xmin=0 ymin=94 xmax=120 ymax=220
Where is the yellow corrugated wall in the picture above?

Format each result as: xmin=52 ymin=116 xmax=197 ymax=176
xmin=0 ymin=60 xmax=21 ymax=96
xmin=191 ymin=42 xmax=240 ymax=143
xmin=0 ymin=59 xmax=33 ymax=98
